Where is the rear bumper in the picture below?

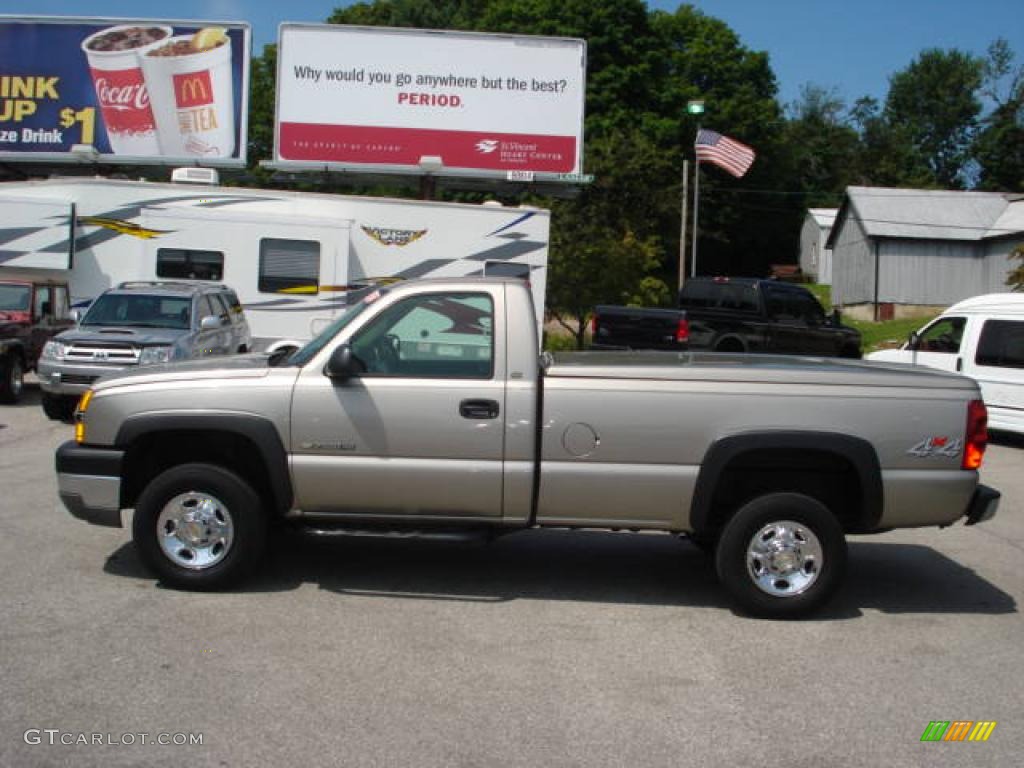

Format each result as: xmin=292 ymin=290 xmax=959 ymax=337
xmin=964 ymin=484 xmax=1000 ymax=526
xmin=55 ymin=441 xmax=125 ymax=528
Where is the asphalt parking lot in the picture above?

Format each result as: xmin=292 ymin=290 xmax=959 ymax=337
xmin=1 ymin=380 xmax=1022 ymax=767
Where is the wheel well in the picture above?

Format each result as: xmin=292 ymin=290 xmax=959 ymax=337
xmin=702 ymin=448 xmax=865 ymax=535
xmin=122 ymin=430 xmax=275 ymax=513
xmin=714 ymin=336 xmax=745 ymax=353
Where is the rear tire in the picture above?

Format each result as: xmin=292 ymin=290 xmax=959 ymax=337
xmin=0 ymin=353 xmax=25 ymax=404
xmin=715 ymin=492 xmax=846 ymax=619
xmin=132 ymin=463 xmax=267 ymax=590
xmin=42 ymin=393 xmax=77 ymax=422
xmin=714 ymin=338 xmax=745 ymax=353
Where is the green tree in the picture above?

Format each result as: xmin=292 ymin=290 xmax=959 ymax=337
xmin=546 ymin=127 xmax=673 ymax=347
xmin=246 ymin=42 xmax=277 ymax=178
xmin=781 ymin=84 xmax=862 ymax=206
xmin=650 ymin=6 xmax=793 ymax=277
xmin=885 ymin=48 xmax=984 ymax=188
xmin=975 ymin=39 xmax=1024 ymax=192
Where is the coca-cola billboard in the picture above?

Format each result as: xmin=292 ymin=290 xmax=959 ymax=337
xmin=0 ymin=17 xmax=249 ymax=165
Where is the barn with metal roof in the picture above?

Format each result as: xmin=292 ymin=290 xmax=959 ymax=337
xmin=826 ymin=187 xmax=1024 ymax=320
xmin=799 ymin=208 xmax=837 ymax=285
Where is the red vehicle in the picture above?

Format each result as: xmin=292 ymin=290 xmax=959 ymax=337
xmin=0 ymin=279 xmax=74 ymax=403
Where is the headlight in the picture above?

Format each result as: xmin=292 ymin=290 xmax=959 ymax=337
xmin=41 ymin=340 xmax=67 ymax=360
xmin=138 ymin=346 xmax=172 ymax=365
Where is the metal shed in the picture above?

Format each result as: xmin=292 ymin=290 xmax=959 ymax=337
xmin=799 ymin=208 xmax=837 ymax=284
xmin=826 ymin=187 xmax=1023 ymax=320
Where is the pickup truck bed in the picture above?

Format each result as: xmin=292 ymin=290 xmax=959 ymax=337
xmin=56 ymin=278 xmax=999 ymax=618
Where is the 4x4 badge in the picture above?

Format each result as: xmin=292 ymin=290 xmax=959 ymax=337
xmin=907 ymin=437 xmax=962 ymax=459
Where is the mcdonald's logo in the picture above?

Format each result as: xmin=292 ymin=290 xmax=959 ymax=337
xmin=920 ymin=720 xmax=997 ymax=742
xmin=173 ymin=70 xmax=213 ymax=108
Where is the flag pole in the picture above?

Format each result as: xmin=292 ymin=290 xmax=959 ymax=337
xmin=691 ymin=125 xmax=701 ymax=278
xmin=678 ymin=159 xmax=688 ymax=292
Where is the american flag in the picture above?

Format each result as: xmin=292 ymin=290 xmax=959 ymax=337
xmin=695 ymin=129 xmax=756 ymax=178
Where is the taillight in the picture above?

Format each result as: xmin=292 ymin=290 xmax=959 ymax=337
xmin=675 ymin=317 xmax=689 ymax=343
xmin=591 ymin=314 xmax=599 ymax=335
xmin=962 ymin=399 xmax=988 ymax=470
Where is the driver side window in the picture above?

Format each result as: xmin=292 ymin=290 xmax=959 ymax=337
xmin=918 ymin=317 xmax=965 ymax=354
xmin=350 ymin=292 xmax=494 ymax=378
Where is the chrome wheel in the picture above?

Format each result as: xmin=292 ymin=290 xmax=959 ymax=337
xmin=746 ymin=520 xmax=823 ymax=597
xmin=156 ymin=492 xmax=234 ymax=570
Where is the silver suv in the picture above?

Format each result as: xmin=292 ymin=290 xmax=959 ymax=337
xmin=38 ymin=282 xmax=251 ymax=420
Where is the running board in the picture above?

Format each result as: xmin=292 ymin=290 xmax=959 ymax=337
xmin=294 ymin=525 xmax=493 ymax=543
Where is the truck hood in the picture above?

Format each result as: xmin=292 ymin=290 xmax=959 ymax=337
xmin=546 ymin=350 xmax=975 ymax=390
xmin=92 ymin=353 xmax=274 ymax=391
xmin=58 ymin=325 xmax=185 ymax=346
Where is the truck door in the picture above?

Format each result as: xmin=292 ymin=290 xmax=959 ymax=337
xmin=762 ymin=285 xmax=804 ymax=354
xmin=908 ymin=316 xmax=967 ymax=374
xmin=289 ymin=287 xmax=507 ymax=519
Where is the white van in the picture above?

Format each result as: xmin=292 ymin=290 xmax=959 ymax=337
xmin=867 ymin=293 xmax=1024 ymax=434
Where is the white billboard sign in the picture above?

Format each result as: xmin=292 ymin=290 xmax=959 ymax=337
xmin=275 ymin=24 xmax=586 ymax=177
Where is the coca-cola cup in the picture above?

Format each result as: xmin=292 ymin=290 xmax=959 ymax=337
xmin=82 ymin=24 xmax=172 ymax=156
xmin=141 ymin=32 xmax=236 ymax=158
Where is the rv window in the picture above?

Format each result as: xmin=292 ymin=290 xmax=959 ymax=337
xmin=975 ymin=320 xmax=1024 ymax=369
xmin=259 ymin=238 xmax=320 ymax=294
xmin=156 ymin=248 xmax=224 ymax=281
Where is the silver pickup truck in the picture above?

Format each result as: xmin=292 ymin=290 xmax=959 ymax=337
xmin=56 ymin=277 xmax=1000 ymax=618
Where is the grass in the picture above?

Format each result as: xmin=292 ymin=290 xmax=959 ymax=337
xmin=849 ymin=315 xmax=936 ymax=353
xmin=808 ymin=284 xmax=940 ymax=353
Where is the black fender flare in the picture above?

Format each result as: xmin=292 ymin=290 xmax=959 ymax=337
xmin=116 ymin=412 xmax=293 ymax=514
xmin=0 ymin=339 xmax=27 ymax=359
xmin=712 ymin=333 xmax=747 ymax=353
xmin=689 ymin=431 xmax=883 ymax=533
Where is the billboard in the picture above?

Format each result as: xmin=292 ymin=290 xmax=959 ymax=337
xmin=275 ymin=24 xmax=586 ymax=178
xmin=0 ymin=17 xmax=250 ymax=166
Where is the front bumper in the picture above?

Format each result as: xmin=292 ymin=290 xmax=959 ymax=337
xmin=964 ymin=484 xmax=1000 ymax=526
xmin=55 ymin=440 xmax=125 ymax=528
xmin=37 ymin=360 xmax=130 ymax=395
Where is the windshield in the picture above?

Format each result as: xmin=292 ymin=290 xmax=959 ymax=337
xmin=82 ymin=293 xmax=192 ymax=329
xmin=286 ymin=288 xmax=388 ymax=366
xmin=0 ymin=284 xmax=31 ymax=311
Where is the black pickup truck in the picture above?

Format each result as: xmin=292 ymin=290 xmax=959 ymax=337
xmin=592 ymin=277 xmax=861 ymax=357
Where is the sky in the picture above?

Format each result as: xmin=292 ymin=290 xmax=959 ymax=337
xmin=1 ymin=0 xmax=1022 ymax=109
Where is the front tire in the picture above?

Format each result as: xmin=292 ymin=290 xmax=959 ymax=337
xmin=0 ymin=353 xmax=25 ymax=403
xmin=715 ymin=492 xmax=846 ymax=619
xmin=132 ymin=463 xmax=267 ymax=590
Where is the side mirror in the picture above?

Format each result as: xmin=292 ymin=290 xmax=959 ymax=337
xmin=200 ymin=315 xmax=222 ymax=330
xmin=907 ymin=331 xmax=921 ymax=351
xmin=324 ymin=344 xmax=365 ymax=381
xmin=70 ymin=309 xmax=82 ymax=324
xmin=830 ymin=308 xmax=842 ymax=327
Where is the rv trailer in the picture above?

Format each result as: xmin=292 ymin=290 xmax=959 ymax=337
xmin=0 ymin=176 xmax=550 ymax=351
